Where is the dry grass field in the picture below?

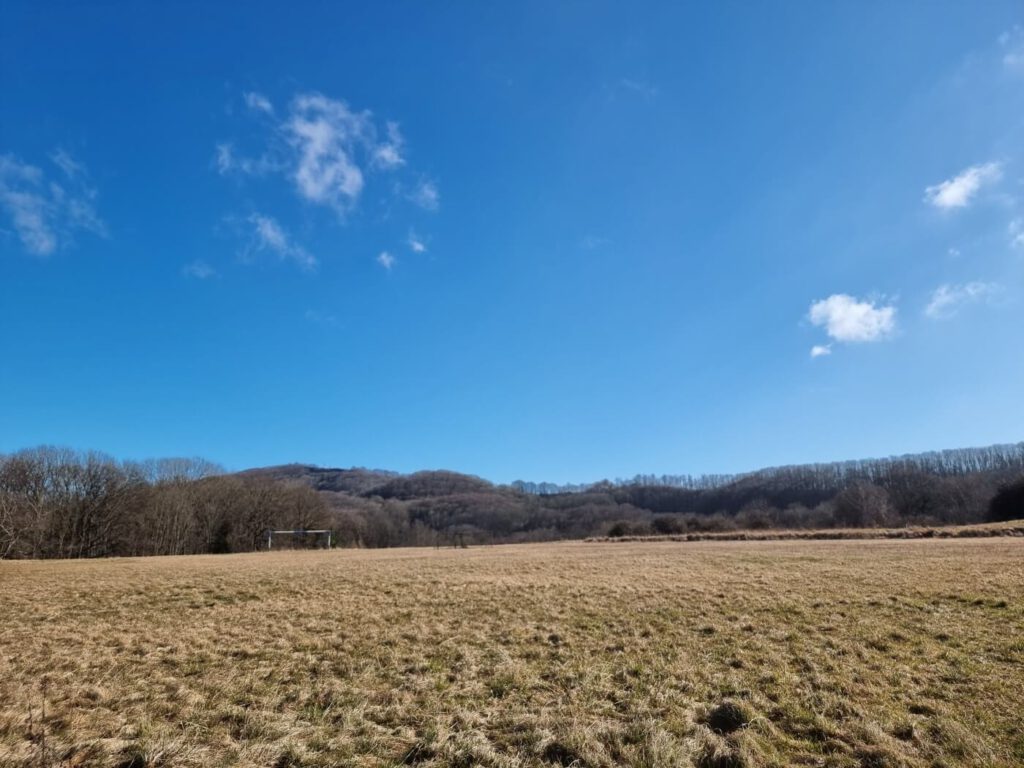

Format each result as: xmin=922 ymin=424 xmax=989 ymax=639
xmin=1 ymin=540 xmax=1023 ymax=768
xmin=586 ymin=520 xmax=1024 ymax=543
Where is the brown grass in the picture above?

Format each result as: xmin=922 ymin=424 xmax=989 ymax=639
xmin=588 ymin=519 xmax=1024 ymax=543
xmin=1 ymin=539 xmax=1023 ymax=767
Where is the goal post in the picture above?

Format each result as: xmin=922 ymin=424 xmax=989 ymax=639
xmin=265 ymin=529 xmax=333 ymax=550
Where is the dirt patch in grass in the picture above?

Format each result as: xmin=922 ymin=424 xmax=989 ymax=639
xmin=704 ymin=701 xmax=752 ymax=734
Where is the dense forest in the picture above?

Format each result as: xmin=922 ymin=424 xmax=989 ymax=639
xmin=1 ymin=443 xmax=1023 ymax=558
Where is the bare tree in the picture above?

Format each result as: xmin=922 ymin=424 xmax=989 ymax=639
xmin=0 ymin=491 xmax=18 ymax=559
xmin=834 ymin=483 xmax=893 ymax=528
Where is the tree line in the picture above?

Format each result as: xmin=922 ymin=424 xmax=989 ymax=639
xmin=1 ymin=443 xmax=1023 ymax=558
xmin=513 ymin=443 xmax=1024 ymax=494
xmin=0 ymin=448 xmax=327 ymax=559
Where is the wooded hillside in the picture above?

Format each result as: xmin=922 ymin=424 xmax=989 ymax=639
xmin=2 ymin=443 xmax=1023 ymax=557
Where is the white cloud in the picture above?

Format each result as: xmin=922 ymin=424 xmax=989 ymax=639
xmin=581 ymin=234 xmax=609 ymax=250
xmin=617 ymin=78 xmax=659 ymax=99
xmin=251 ymin=214 xmax=288 ymax=250
xmin=1001 ymin=27 xmax=1024 ymax=73
xmin=248 ymin=213 xmax=316 ymax=270
xmin=220 ymin=92 xmax=411 ymax=214
xmin=182 ymin=260 xmax=216 ymax=279
xmin=407 ymin=230 xmax=427 ymax=253
xmin=304 ymin=309 xmax=339 ymax=327
xmin=410 ymin=178 xmax=439 ymax=211
xmin=215 ymin=143 xmax=234 ymax=175
xmin=214 ymin=141 xmax=279 ymax=177
xmin=1009 ymin=218 xmax=1024 ymax=249
xmin=377 ymin=250 xmax=395 ymax=270
xmin=218 ymin=91 xmax=433 ymax=268
xmin=285 ymin=93 xmax=373 ymax=211
xmin=244 ymin=91 xmax=274 ymax=115
xmin=808 ymin=294 xmax=896 ymax=344
xmin=924 ymin=281 xmax=999 ymax=319
xmin=372 ymin=122 xmax=405 ymax=170
xmin=0 ymin=152 xmax=105 ymax=256
xmin=50 ymin=149 xmax=84 ymax=179
xmin=1 ymin=187 xmax=55 ymax=254
xmin=924 ymin=162 xmax=1001 ymax=210
xmin=810 ymin=345 xmax=832 ymax=358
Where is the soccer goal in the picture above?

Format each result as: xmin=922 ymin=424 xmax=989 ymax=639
xmin=265 ymin=529 xmax=333 ymax=550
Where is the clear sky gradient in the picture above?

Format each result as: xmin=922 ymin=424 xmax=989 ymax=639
xmin=2 ymin=2 xmax=1023 ymax=483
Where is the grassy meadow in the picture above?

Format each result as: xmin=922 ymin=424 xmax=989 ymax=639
xmin=1 ymin=540 xmax=1023 ymax=767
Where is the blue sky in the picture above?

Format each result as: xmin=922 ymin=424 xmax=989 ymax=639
xmin=2 ymin=2 xmax=1024 ymax=483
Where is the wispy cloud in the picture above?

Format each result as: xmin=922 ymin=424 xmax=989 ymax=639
xmin=810 ymin=345 xmax=832 ymax=359
xmin=808 ymin=294 xmax=896 ymax=349
xmin=410 ymin=178 xmax=440 ymax=211
xmin=377 ymin=250 xmax=395 ymax=270
xmin=219 ymin=91 xmax=420 ymax=217
xmin=214 ymin=141 xmax=279 ymax=177
xmin=924 ymin=162 xmax=1001 ymax=210
xmin=1001 ymin=27 xmax=1024 ymax=74
xmin=0 ymin=152 xmax=105 ymax=256
xmin=1009 ymin=218 xmax=1024 ymax=250
xmin=244 ymin=91 xmax=274 ymax=115
xmin=581 ymin=234 xmax=609 ymax=250
xmin=247 ymin=213 xmax=316 ymax=271
xmin=407 ymin=230 xmax=427 ymax=253
xmin=924 ymin=281 xmax=999 ymax=319
xmin=304 ymin=309 xmax=340 ymax=327
xmin=217 ymin=90 xmax=436 ymax=274
xmin=50 ymin=149 xmax=84 ymax=179
xmin=215 ymin=142 xmax=234 ymax=175
xmin=616 ymin=78 xmax=659 ymax=99
xmin=182 ymin=260 xmax=217 ymax=279
xmin=285 ymin=93 xmax=374 ymax=212
xmin=372 ymin=122 xmax=405 ymax=170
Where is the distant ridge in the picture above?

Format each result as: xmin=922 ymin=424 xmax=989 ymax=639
xmin=238 ymin=441 xmax=1024 ymax=496
xmin=2 ymin=440 xmax=1022 ymax=557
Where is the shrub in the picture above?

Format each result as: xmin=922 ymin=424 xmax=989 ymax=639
xmin=988 ymin=477 xmax=1024 ymax=523
xmin=652 ymin=515 xmax=685 ymax=534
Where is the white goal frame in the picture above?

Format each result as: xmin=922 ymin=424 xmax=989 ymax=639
xmin=266 ymin=529 xmax=333 ymax=550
